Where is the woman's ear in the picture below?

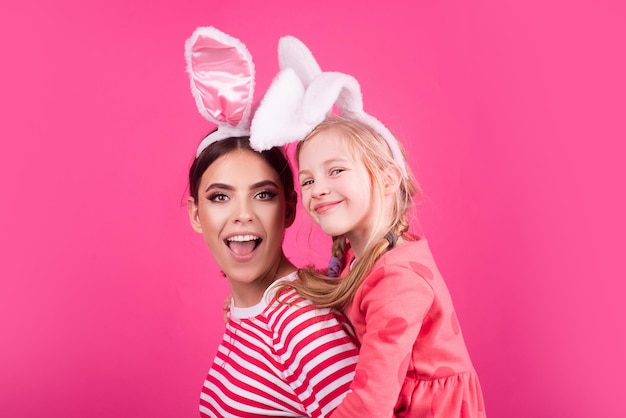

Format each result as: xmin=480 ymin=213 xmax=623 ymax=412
xmin=383 ymin=165 xmax=403 ymax=196
xmin=187 ymin=197 xmax=203 ymax=233
xmin=284 ymin=191 xmax=298 ymax=228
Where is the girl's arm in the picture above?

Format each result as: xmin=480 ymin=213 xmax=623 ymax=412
xmin=331 ymin=264 xmax=434 ymax=418
xmin=272 ymin=290 xmax=360 ymax=418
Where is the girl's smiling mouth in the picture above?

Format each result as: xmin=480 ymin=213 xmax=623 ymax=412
xmin=313 ymin=201 xmax=341 ymax=214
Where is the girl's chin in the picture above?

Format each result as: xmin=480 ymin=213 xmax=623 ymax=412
xmin=318 ymin=223 xmax=348 ymax=237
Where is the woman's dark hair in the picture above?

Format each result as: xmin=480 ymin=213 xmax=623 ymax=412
xmin=188 ymin=135 xmax=295 ymax=202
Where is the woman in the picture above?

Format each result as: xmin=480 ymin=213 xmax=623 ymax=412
xmin=186 ymin=135 xmax=359 ymax=417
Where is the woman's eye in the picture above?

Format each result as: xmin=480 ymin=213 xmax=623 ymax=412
xmin=256 ymin=190 xmax=277 ymax=200
xmin=208 ymin=193 xmax=228 ymax=202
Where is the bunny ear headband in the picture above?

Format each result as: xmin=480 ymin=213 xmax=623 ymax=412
xmin=185 ymin=26 xmax=255 ymax=156
xmin=250 ymin=36 xmax=408 ymax=178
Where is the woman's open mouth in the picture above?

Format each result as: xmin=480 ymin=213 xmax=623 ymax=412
xmin=226 ymin=235 xmax=261 ymax=256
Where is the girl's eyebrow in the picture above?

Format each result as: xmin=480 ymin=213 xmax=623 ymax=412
xmin=204 ymin=180 xmax=279 ymax=193
xmin=299 ymin=158 xmax=352 ymax=176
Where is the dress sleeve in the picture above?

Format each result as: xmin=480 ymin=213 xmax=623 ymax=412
xmin=272 ymin=293 xmax=360 ymax=418
xmin=331 ymin=264 xmax=435 ymax=418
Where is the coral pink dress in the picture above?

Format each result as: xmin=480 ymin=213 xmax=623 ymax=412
xmin=331 ymin=235 xmax=486 ymax=418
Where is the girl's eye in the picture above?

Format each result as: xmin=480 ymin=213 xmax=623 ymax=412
xmin=208 ymin=192 xmax=228 ymax=202
xmin=300 ymin=179 xmax=313 ymax=187
xmin=330 ymin=168 xmax=344 ymax=176
xmin=256 ymin=190 xmax=277 ymax=200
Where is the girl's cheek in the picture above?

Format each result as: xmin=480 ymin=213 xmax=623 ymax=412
xmin=300 ymin=192 xmax=312 ymax=209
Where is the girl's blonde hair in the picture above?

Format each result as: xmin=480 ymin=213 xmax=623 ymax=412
xmin=282 ymin=116 xmax=420 ymax=310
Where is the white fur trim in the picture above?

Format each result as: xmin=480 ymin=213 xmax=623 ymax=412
xmin=185 ymin=26 xmax=256 ymax=156
xmin=303 ymin=72 xmax=363 ymax=124
xmin=278 ymin=36 xmax=322 ymax=87
xmin=195 ymin=126 xmax=250 ymax=157
xmin=249 ymin=68 xmax=312 ymax=151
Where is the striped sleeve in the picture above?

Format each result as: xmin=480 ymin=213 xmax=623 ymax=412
xmin=267 ymin=289 xmax=360 ymax=418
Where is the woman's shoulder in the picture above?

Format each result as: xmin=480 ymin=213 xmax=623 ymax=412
xmin=263 ymin=275 xmax=320 ymax=319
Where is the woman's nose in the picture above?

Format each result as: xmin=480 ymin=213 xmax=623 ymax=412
xmin=236 ymin=211 xmax=252 ymax=222
xmin=234 ymin=201 xmax=253 ymax=223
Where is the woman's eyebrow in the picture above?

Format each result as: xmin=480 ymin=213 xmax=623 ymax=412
xmin=204 ymin=183 xmax=233 ymax=193
xmin=250 ymin=180 xmax=279 ymax=190
xmin=204 ymin=180 xmax=279 ymax=193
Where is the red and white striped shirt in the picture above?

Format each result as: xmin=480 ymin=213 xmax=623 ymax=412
xmin=199 ymin=273 xmax=359 ymax=418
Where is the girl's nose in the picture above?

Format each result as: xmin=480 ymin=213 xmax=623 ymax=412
xmin=311 ymin=180 xmax=330 ymax=199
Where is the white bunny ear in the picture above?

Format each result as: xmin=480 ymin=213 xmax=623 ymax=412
xmin=251 ymin=34 xmax=408 ymax=177
xmin=249 ymin=39 xmax=342 ymax=153
xmin=302 ymin=72 xmax=363 ymax=125
xmin=249 ymin=68 xmax=313 ymax=151
xmin=278 ymin=36 xmax=322 ymax=86
xmin=185 ymin=26 xmax=255 ymax=155
xmin=250 ymin=71 xmax=363 ymax=152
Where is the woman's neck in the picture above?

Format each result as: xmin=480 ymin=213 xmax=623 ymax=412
xmin=229 ymin=254 xmax=296 ymax=308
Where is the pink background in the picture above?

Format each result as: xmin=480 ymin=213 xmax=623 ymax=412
xmin=1 ymin=1 xmax=624 ymax=416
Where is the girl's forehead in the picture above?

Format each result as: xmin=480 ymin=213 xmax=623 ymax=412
xmin=302 ymin=130 xmax=351 ymax=152
xmin=301 ymin=133 xmax=358 ymax=164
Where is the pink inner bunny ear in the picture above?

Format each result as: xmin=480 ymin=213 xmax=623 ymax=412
xmin=186 ymin=27 xmax=255 ymax=128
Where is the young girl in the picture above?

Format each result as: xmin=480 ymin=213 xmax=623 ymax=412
xmin=250 ymin=37 xmax=486 ymax=417
xmin=184 ymin=27 xmax=359 ymax=417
